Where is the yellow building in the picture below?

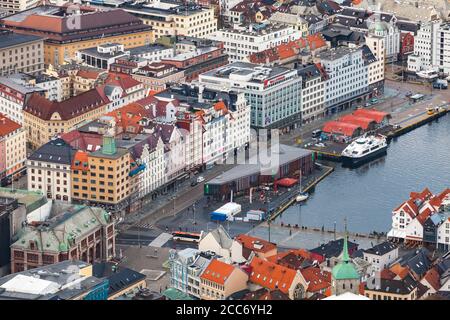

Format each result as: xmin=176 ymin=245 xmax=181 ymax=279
xmin=1 ymin=6 xmax=154 ymax=66
xmin=71 ymin=136 xmax=135 ymax=213
xmin=23 ymin=90 xmax=109 ymax=149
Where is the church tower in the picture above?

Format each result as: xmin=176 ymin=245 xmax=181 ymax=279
xmin=331 ymin=223 xmax=361 ymax=296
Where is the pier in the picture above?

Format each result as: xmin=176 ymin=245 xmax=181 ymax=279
xmin=267 ymin=165 xmax=334 ymax=222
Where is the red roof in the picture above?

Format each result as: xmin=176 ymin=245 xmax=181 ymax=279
xmin=416 ymin=207 xmax=433 ymax=225
xmin=429 ymin=188 xmax=450 ymax=207
xmin=393 ymin=199 xmax=419 ymax=218
xmin=235 ymin=234 xmax=277 ymax=254
xmin=353 ymin=109 xmax=390 ymax=124
xmin=106 ymin=72 xmax=142 ymax=90
xmin=0 ymin=113 xmax=21 ymax=136
xmin=300 ymin=267 xmax=331 ymax=293
xmin=71 ymin=151 xmax=89 ymax=171
xmin=423 ymin=267 xmax=441 ymax=291
xmin=410 ymin=188 xmax=433 ymax=202
xmin=200 ymin=259 xmax=235 ymax=285
xmin=322 ymin=121 xmax=361 ymax=136
xmin=339 ymin=114 xmax=376 ymax=130
xmin=24 ymin=90 xmax=108 ymax=121
xmin=275 ymin=178 xmax=298 ymax=188
xmin=249 ymin=257 xmax=297 ymax=294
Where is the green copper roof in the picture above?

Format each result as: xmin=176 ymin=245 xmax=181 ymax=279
xmin=332 ymin=233 xmax=359 ymax=280
xmin=102 ymin=135 xmax=117 ymax=155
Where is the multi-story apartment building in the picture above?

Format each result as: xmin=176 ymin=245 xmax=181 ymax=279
xmin=7 ymin=73 xmax=62 ymax=102
xmin=132 ymin=62 xmax=185 ymax=94
xmin=209 ymin=23 xmax=303 ymax=63
xmin=84 ymin=0 xmax=217 ymax=40
xmin=23 ymin=89 xmax=109 ymax=149
xmin=0 ymin=0 xmax=40 ymax=14
xmin=1 ymin=5 xmax=154 ymax=66
xmin=0 ymin=76 xmax=46 ymax=126
xmin=297 ymin=64 xmax=326 ymax=124
xmin=407 ymin=19 xmax=441 ymax=73
xmin=317 ymin=46 xmax=369 ymax=114
xmin=365 ymin=29 xmax=385 ymax=96
xmin=0 ymin=30 xmax=44 ymax=76
xmin=10 ymin=205 xmax=115 ymax=273
xmin=155 ymin=84 xmax=251 ymax=165
xmin=168 ymin=248 xmax=212 ymax=299
xmin=199 ymin=62 xmax=302 ymax=130
xmin=268 ymin=12 xmax=309 ymax=37
xmin=27 ymin=138 xmax=75 ymax=202
xmin=71 ymin=135 xmax=137 ymax=214
xmin=0 ymin=114 xmax=27 ymax=185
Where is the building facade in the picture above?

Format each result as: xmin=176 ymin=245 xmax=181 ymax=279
xmin=0 ymin=30 xmax=44 ymax=76
xmin=199 ymin=62 xmax=302 ymax=130
xmin=27 ymin=138 xmax=75 ymax=202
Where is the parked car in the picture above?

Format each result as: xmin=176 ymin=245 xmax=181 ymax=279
xmin=197 ymin=176 xmax=205 ymax=183
xmin=191 ymin=181 xmax=198 ymax=187
xmin=312 ymin=129 xmax=322 ymax=138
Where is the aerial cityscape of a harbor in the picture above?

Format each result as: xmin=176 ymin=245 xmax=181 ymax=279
xmin=0 ymin=0 xmax=449 ymax=306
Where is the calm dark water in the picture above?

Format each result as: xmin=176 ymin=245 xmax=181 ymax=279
xmin=275 ymin=114 xmax=450 ymax=233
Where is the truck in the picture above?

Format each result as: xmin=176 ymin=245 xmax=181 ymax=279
xmin=210 ymin=202 xmax=242 ymax=221
xmin=433 ymin=79 xmax=448 ymax=89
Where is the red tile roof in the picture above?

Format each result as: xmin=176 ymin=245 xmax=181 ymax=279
xmin=300 ymin=267 xmax=331 ymax=293
xmin=322 ymin=120 xmax=361 ymax=137
xmin=24 ymin=89 xmax=108 ymax=121
xmin=0 ymin=113 xmax=21 ymax=136
xmin=423 ymin=267 xmax=441 ymax=291
xmin=106 ymin=73 xmax=142 ymax=90
xmin=429 ymin=188 xmax=450 ymax=207
xmin=200 ymin=259 xmax=235 ymax=285
xmin=393 ymin=199 xmax=419 ymax=218
xmin=410 ymin=188 xmax=433 ymax=202
xmin=389 ymin=263 xmax=410 ymax=280
xmin=416 ymin=207 xmax=433 ymax=225
xmin=249 ymin=257 xmax=297 ymax=294
xmin=71 ymin=151 xmax=89 ymax=171
xmin=235 ymin=234 xmax=277 ymax=254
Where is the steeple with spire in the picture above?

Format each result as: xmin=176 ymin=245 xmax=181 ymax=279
xmin=331 ymin=219 xmax=360 ymax=296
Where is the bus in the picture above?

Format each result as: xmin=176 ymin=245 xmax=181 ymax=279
xmin=172 ymin=231 xmax=204 ymax=243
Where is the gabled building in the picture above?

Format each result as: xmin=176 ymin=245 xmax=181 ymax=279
xmin=200 ymin=259 xmax=248 ymax=300
xmin=363 ymin=241 xmax=398 ymax=274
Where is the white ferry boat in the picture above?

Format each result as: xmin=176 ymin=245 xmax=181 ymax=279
xmin=341 ymin=135 xmax=388 ymax=167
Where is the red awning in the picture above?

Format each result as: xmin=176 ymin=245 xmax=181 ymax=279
xmin=275 ymin=178 xmax=298 ymax=187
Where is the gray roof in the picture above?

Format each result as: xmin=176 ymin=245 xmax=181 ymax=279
xmin=0 ymin=260 xmax=103 ymax=300
xmin=208 ymin=144 xmax=312 ymax=185
xmin=28 ymin=138 xmax=76 ymax=165
xmin=0 ymin=30 xmax=42 ymax=50
xmin=364 ymin=241 xmax=397 ymax=256
xmin=208 ymin=225 xmax=233 ymax=249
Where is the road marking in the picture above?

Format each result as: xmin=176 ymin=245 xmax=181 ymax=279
xmin=148 ymin=232 xmax=173 ymax=247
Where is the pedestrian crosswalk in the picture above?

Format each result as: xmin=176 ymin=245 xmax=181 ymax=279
xmin=134 ymin=222 xmax=154 ymax=230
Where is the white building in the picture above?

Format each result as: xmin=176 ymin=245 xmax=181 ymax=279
xmin=219 ymin=0 xmax=242 ymax=24
xmin=0 ymin=76 xmax=45 ymax=125
xmin=363 ymin=242 xmax=398 ymax=275
xmin=27 ymin=138 xmax=74 ymax=202
xmin=297 ymin=64 xmax=326 ymax=124
xmin=198 ymin=225 xmax=246 ymax=264
xmin=155 ymin=85 xmax=251 ymax=166
xmin=366 ymin=16 xmax=400 ymax=63
xmin=317 ymin=46 xmax=368 ymax=114
xmin=7 ymin=73 xmax=62 ymax=102
xmin=199 ymin=62 xmax=302 ymax=129
xmin=407 ymin=19 xmax=441 ymax=73
xmin=208 ymin=23 xmax=303 ymax=63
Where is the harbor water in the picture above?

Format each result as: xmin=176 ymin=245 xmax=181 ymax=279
xmin=275 ymin=113 xmax=450 ymax=234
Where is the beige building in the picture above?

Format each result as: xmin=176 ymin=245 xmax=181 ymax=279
xmin=364 ymin=277 xmax=419 ymax=300
xmin=0 ymin=114 xmax=27 ymax=182
xmin=0 ymin=0 xmax=41 ymax=14
xmin=101 ymin=3 xmax=217 ymax=39
xmin=200 ymin=259 xmax=248 ymax=300
xmin=0 ymin=30 xmax=44 ymax=76
xmin=23 ymin=89 xmax=109 ymax=149
xmin=27 ymin=138 xmax=74 ymax=202
xmin=132 ymin=63 xmax=185 ymax=93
